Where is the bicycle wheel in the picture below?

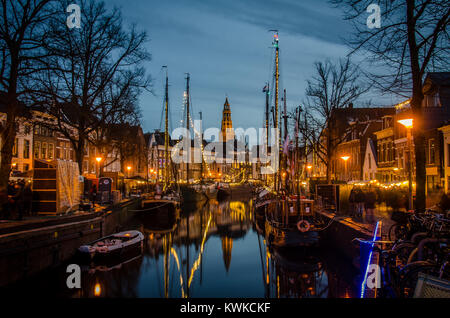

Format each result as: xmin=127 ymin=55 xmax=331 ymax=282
xmin=392 ymin=242 xmax=416 ymax=265
xmin=397 ymin=261 xmax=441 ymax=298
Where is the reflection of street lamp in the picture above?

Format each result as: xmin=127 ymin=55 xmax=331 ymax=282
xmin=95 ymin=157 xmax=102 ymax=178
xmin=398 ymin=118 xmax=413 ymax=210
xmin=340 ymin=156 xmax=350 ymax=181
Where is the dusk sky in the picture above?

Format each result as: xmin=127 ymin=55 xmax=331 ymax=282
xmin=107 ymin=0 xmax=398 ymax=133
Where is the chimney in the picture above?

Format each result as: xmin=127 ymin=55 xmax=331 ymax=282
xmin=348 ymin=102 xmax=353 ymax=109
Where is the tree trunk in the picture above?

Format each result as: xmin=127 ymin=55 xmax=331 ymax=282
xmin=412 ymin=95 xmax=426 ymax=212
xmin=406 ymin=0 xmax=426 ymax=212
xmin=326 ymin=126 xmax=333 ymax=184
xmin=75 ymin=137 xmax=84 ymax=175
xmin=0 ymin=117 xmax=16 ymax=191
xmin=326 ymin=159 xmax=331 ymax=184
xmin=0 ymin=94 xmax=18 ymax=192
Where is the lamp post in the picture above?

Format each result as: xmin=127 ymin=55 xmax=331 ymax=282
xmin=306 ymin=164 xmax=312 ymax=197
xmin=340 ymin=156 xmax=350 ymax=182
xmin=95 ymin=157 xmax=102 ymax=178
xmin=398 ymin=118 xmax=413 ymax=211
xmin=127 ymin=165 xmax=132 ymax=178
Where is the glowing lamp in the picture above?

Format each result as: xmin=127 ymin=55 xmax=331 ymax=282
xmin=397 ymin=118 xmax=413 ymax=129
xmin=340 ymin=156 xmax=350 ymax=161
xmin=94 ymin=283 xmax=101 ymax=297
xmin=127 ymin=166 xmax=131 ymax=171
xmin=95 ymin=157 xmax=102 ymax=163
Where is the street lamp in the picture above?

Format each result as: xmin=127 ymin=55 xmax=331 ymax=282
xmin=306 ymin=164 xmax=312 ymax=178
xmin=340 ymin=156 xmax=350 ymax=182
xmin=127 ymin=165 xmax=131 ymax=178
xmin=398 ymin=118 xmax=414 ymax=210
xmin=95 ymin=157 xmax=102 ymax=178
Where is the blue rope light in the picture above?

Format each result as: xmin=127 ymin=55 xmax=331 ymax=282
xmin=360 ymin=221 xmax=380 ymax=298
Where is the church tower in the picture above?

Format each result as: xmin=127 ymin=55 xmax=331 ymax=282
xmin=220 ymin=97 xmax=234 ymax=142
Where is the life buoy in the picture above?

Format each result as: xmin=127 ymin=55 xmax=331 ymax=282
xmin=297 ymin=220 xmax=311 ymax=232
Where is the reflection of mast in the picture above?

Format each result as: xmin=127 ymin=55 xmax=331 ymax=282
xmin=221 ymin=236 xmax=233 ymax=271
xmin=185 ymin=210 xmax=190 ymax=297
xmin=163 ymin=233 xmax=172 ymax=298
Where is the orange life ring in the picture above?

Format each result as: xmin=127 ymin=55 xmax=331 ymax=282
xmin=297 ymin=220 xmax=311 ymax=232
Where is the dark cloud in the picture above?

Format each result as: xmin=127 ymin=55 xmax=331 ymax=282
xmin=106 ymin=0 xmax=359 ymax=133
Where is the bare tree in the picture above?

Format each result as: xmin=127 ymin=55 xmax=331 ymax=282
xmin=35 ymin=0 xmax=150 ymax=174
xmin=304 ymin=58 xmax=369 ymax=183
xmin=0 ymin=0 xmax=54 ymax=191
xmin=331 ymin=0 xmax=450 ymax=210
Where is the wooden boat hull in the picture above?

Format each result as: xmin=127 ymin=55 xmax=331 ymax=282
xmin=265 ymin=219 xmax=319 ymax=248
xmin=131 ymin=198 xmax=180 ymax=231
xmin=180 ymin=185 xmax=208 ymax=202
xmin=263 ymin=199 xmax=320 ymax=248
xmin=217 ymin=188 xmax=231 ymax=201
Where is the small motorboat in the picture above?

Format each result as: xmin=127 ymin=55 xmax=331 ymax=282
xmin=78 ymin=230 xmax=144 ymax=261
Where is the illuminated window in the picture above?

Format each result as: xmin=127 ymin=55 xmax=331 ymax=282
xmin=42 ymin=142 xmax=47 ymax=159
xmin=12 ymin=138 xmax=18 ymax=157
xmin=23 ymin=140 xmax=30 ymax=159
xmin=48 ymin=143 xmax=54 ymax=159
xmin=34 ymin=142 xmax=40 ymax=159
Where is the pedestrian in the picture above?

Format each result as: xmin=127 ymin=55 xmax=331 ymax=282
xmin=364 ymin=187 xmax=377 ymax=224
xmin=0 ymin=188 xmax=9 ymax=219
xmin=349 ymin=187 xmax=357 ymax=217
xmin=89 ymin=184 xmax=97 ymax=208
xmin=12 ymin=182 xmax=24 ymax=220
xmin=23 ymin=182 xmax=33 ymax=217
xmin=354 ymin=187 xmax=366 ymax=218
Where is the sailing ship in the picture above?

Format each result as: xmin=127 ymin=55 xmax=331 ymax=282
xmin=259 ymin=32 xmax=322 ymax=249
xmin=133 ymin=67 xmax=181 ymax=221
xmin=179 ymin=73 xmax=209 ymax=203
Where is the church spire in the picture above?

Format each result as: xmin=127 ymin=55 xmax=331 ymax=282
xmin=221 ymin=96 xmax=234 ymax=142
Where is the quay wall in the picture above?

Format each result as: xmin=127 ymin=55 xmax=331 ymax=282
xmin=319 ymin=211 xmax=372 ymax=261
xmin=0 ymin=199 xmax=140 ymax=287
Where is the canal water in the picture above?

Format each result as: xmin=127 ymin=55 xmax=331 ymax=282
xmin=1 ymin=199 xmax=359 ymax=298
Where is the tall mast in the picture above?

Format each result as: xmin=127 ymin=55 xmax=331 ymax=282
xmin=271 ymin=30 xmax=280 ymax=191
xmin=283 ymin=89 xmax=288 ymax=190
xmin=164 ymin=66 xmax=170 ymax=188
xmin=199 ymin=111 xmax=203 ymax=183
xmin=283 ymin=89 xmax=287 ymax=142
xmin=185 ymin=73 xmax=190 ymax=184
xmin=264 ymin=82 xmax=270 ymax=150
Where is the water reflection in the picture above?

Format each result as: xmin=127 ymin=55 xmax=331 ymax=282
xmin=1 ymin=199 xmax=357 ymax=298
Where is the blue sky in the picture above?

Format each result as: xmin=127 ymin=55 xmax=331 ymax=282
xmin=106 ymin=0 xmax=398 ymax=133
